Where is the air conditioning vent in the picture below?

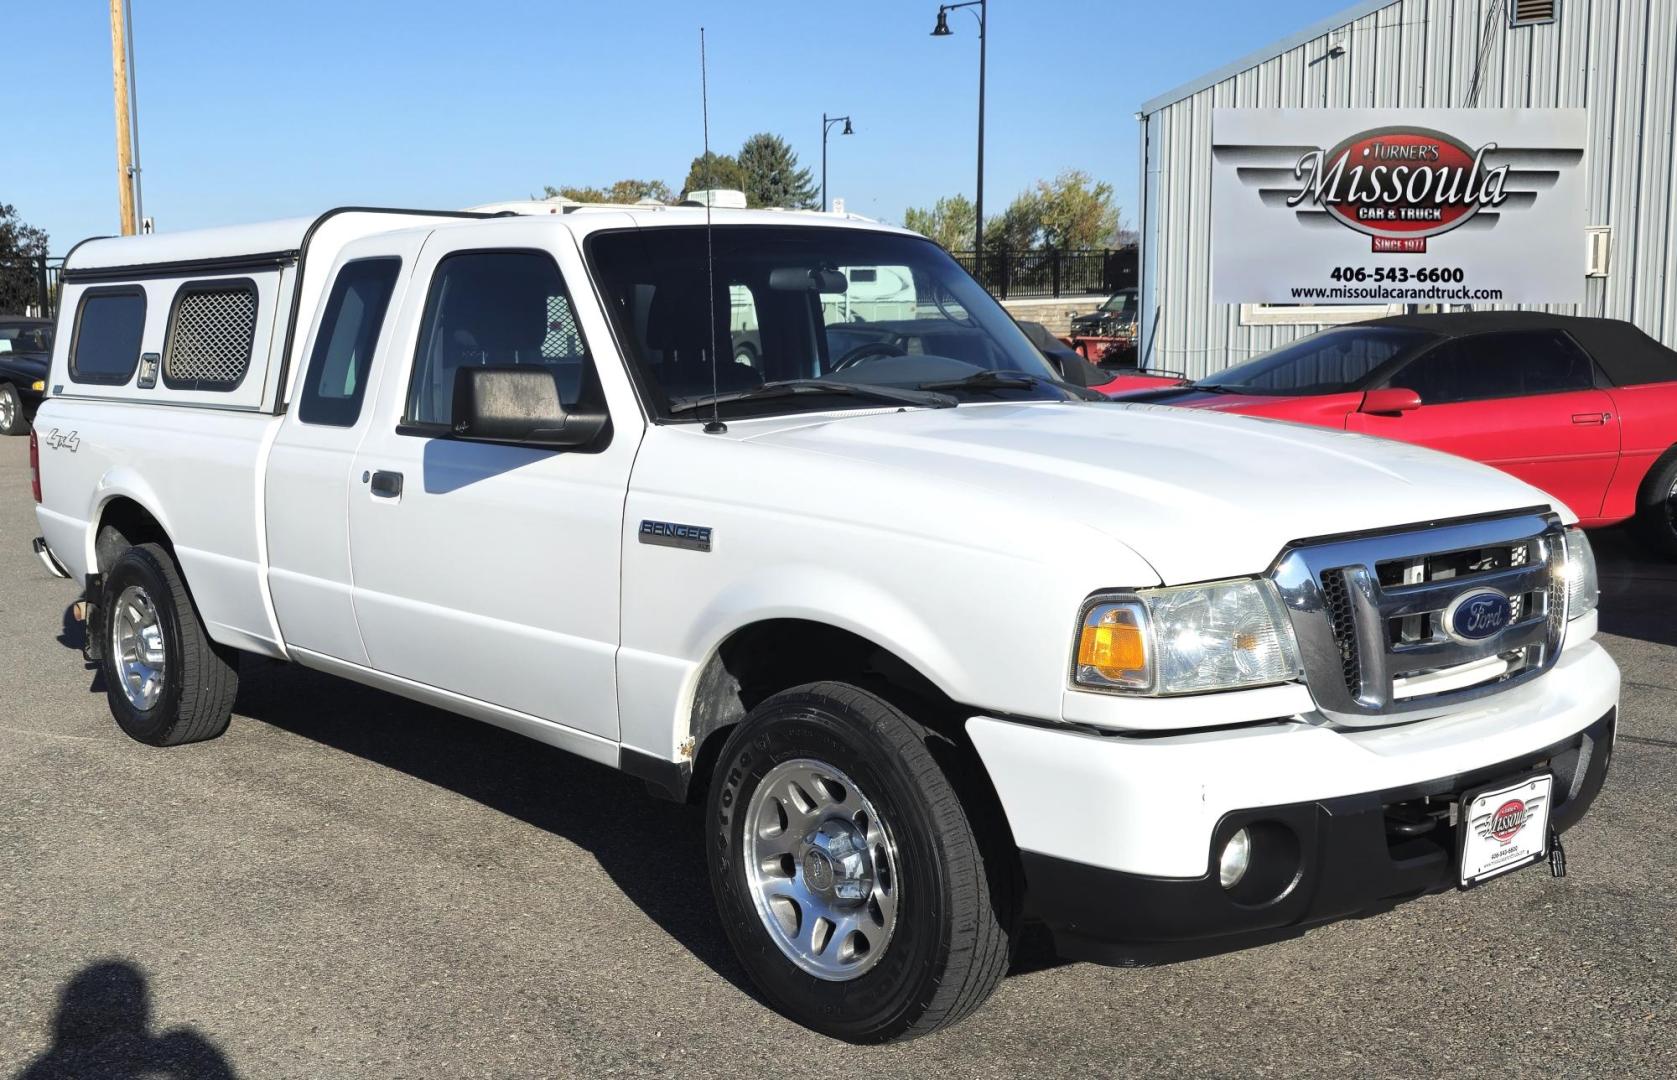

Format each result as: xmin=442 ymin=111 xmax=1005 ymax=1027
xmin=1510 ymin=0 xmax=1558 ymax=26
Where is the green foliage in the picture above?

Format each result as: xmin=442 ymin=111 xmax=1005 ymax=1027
xmin=737 ymin=133 xmax=819 ymax=210
xmin=1033 ymin=170 xmax=1121 ymax=250
xmin=902 ymin=194 xmax=977 ymax=251
xmin=682 ymin=152 xmax=747 ymax=199
xmin=904 ymin=171 xmax=1124 ymax=253
xmin=541 ymin=179 xmax=674 ymax=204
xmin=0 ymin=203 xmax=50 ymax=315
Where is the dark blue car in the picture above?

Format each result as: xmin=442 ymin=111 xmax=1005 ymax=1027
xmin=0 ymin=317 xmax=52 ymax=435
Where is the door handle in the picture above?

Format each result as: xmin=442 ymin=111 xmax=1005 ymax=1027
xmin=369 ymin=470 xmax=404 ymax=498
xmin=1570 ymin=412 xmax=1610 ymax=425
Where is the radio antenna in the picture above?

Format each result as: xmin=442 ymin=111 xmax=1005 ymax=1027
xmin=699 ymin=26 xmax=725 ymax=434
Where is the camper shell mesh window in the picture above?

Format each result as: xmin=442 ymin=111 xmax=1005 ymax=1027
xmin=163 ymin=279 xmax=259 ymax=391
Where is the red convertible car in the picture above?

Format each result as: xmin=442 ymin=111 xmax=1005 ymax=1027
xmin=1116 ymin=312 xmax=1677 ymax=553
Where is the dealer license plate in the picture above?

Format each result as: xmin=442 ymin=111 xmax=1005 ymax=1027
xmin=1459 ymin=774 xmax=1553 ymax=887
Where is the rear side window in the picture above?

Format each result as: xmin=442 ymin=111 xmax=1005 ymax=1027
xmin=163 ymin=279 xmax=259 ymax=391
xmin=1394 ymin=332 xmax=1598 ymax=405
xmin=69 ymin=288 xmax=147 ymax=385
xmin=298 ymin=258 xmax=401 ymax=426
xmin=405 ymin=250 xmax=593 ymax=427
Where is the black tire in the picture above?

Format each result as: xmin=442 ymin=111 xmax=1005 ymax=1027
xmin=1634 ymin=451 xmax=1677 ymax=559
xmin=706 ymin=681 xmax=1015 ymax=1042
xmin=99 ymin=542 xmax=239 ymax=746
xmin=0 ymin=382 xmax=25 ymax=436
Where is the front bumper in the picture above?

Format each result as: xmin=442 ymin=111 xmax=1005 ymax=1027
xmin=967 ymin=637 xmax=1618 ymax=963
xmin=1024 ymin=707 xmax=1613 ymax=963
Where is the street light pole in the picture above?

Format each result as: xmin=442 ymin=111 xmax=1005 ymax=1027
xmin=932 ymin=0 xmax=987 ymax=259
xmin=821 ymin=113 xmax=853 ymax=212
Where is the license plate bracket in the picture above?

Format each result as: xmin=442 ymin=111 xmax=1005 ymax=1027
xmin=1457 ymin=772 xmax=1554 ymax=888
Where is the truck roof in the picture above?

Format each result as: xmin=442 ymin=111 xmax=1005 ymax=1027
xmin=65 ymin=204 xmax=908 ymax=274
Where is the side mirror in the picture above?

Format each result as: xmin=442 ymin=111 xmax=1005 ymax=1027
xmin=1359 ymin=387 xmax=1423 ymax=415
xmin=450 ymin=366 xmax=608 ymax=448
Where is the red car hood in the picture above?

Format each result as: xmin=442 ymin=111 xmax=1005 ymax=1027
xmin=1110 ymin=387 xmax=1363 ymax=428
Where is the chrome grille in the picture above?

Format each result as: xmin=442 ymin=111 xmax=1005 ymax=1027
xmin=1272 ymin=510 xmax=1565 ymax=726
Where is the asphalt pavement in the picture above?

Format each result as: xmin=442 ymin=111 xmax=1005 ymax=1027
xmin=1 ymin=434 xmax=1672 ymax=1078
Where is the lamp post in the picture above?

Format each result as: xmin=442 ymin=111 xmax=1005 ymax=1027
xmin=821 ymin=113 xmax=853 ymax=212
xmin=931 ymin=0 xmax=986 ymax=260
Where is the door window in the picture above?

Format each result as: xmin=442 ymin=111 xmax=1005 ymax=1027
xmin=298 ymin=258 xmax=401 ymax=426
xmin=1392 ymin=332 xmax=1598 ymax=405
xmin=405 ymin=250 xmax=594 ymax=427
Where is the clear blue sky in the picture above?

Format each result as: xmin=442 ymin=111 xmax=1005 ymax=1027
xmin=7 ymin=0 xmax=1349 ymax=252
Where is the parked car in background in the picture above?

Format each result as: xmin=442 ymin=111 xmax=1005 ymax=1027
xmin=0 ymin=316 xmax=53 ymax=435
xmin=1069 ymin=287 xmax=1138 ymax=367
xmin=1115 ymin=312 xmax=1677 ymax=553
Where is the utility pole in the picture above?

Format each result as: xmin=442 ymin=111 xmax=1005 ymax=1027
xmin=109 ymin=0 xmax=137 ymax=235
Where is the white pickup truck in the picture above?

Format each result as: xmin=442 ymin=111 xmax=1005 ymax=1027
xmin=31 ymin=202 xmax=1616 ymax=1042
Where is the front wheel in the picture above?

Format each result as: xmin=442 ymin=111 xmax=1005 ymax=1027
xmin=706 ymin=681 xmax=1015 ymax=1042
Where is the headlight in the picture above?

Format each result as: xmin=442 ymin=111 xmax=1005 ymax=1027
xmin=1560 ymin=528 xmax=1599 ymax=620
xmin=1074 ymin=578 xmax=1301 ymax=695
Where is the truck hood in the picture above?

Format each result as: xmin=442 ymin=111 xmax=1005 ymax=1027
xmin=737 ymin=401 xmax=1562 ymax=585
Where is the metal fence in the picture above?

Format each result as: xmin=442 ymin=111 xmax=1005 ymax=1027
xmin=0 ymin=256 xmax=64 ymax=319
xmin=952 ymin=247 xmax=1135 ymax=300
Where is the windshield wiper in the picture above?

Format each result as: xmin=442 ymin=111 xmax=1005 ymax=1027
xmin=668 ymin=379 xmax=957 ymax=414
xmin=918 ymin=369 xmax=1105 ymax=401
xmin=1188 ymin=382 xmax=1241 ymax=393
xmin=917 ymin=370 xmax=1042 ymax=391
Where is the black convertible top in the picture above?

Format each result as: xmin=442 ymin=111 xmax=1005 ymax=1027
xmin=1365 ymin=311 xmax=1677 ymax=388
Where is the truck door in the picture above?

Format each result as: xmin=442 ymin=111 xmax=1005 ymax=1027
xmin=266 ymin=235 xmax=426 ymax=664
xmin=1348 ymin=330 xmax=1620 ymax=519
xmin=345 ymin=227 xmax=637 ymax=741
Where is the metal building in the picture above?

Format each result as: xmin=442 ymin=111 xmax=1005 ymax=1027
xmin=1136 ymin=0 xmax=1677 ymax=378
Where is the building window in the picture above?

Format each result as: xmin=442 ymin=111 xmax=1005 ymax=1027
xmin=163 ymin=279 xmax=259 ymax=391
xmin=69 ymin=288 xmax=147 ymax=385
xmin=1510 ymin=1 xmax=1558 ymax=27
xmin=1238 ymin=302 xmax=1405 ymax=328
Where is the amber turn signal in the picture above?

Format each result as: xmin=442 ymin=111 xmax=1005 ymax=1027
xmin=1075 ymin=602 xmax=1149 ymax=689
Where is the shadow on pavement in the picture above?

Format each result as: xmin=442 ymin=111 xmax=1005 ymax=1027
xmin=229 ymin=657 xmax=760 ymax=995
xmin=1590 ymin=526 xmax=1677 ymax=649
xmin=12 ymin=960 xmax=236 ymax=1080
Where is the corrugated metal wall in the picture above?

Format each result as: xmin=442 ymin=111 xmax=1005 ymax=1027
xmin=1138 ymin=0 xmax=1677 ymax=379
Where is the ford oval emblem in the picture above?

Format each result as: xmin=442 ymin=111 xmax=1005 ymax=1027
xmin=1444 ymin=589 xmax=1512 ymax=643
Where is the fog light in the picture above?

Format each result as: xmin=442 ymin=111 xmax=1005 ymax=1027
xmin=1219 ymin=828 xmax=1252 ymax=889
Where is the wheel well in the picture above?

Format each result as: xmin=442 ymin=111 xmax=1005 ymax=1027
xmin=95 ymin=497 xmax=172 ymax=573
xmin=685 ymin=619 xmax=964 ymax=801
xmin=1634 ymin=443 xmax=1677 ymax=506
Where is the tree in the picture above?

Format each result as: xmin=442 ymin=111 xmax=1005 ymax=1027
xmin=1032 ymin=170 xmax=1122 ymax=250
xmin=737 ymin=133 xmax=818 ymax=210
xmin=541 ymin=179 xmax=674 ymax=204
xmin=902 ymin=194 xmax=977 ymax=251
xmin=984 ymin=191 xmax=1045 ymax=253
xmin=0 ymin=203 xmax=51 ymax=315
xmin=682 ymin=151 xmax=747 ymax=198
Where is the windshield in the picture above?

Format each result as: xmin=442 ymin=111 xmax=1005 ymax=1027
xmin=586 ymin=225 xmax=1076 ymax=420
xmin=1098 ymin=291 xmax=1136 ymax=317
xmin=0 ymin=323 xmax=53 ymax=354
xmin=1198 ymin=326 xmax=1432 ymax=395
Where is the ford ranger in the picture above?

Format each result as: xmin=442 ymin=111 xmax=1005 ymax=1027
xmin=30 ymin=202 xmax=1615 ymax=1042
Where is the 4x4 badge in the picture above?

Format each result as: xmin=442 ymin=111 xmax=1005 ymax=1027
xmin=45 ymin=429 xmax=80 ymax=453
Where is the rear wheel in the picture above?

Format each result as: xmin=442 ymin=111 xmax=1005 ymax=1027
xmin=706 ymin=681 xmax=1015 ymax=1042
xmin=99 ymin=542 xmax=239 ymax=746
xmin=0 ymin=383 xmax=25 ymax=436
xmin=1634 ymin=453 xmax=1677 ymax=559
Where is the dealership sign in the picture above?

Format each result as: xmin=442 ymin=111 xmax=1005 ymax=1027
xmin=1212 ymin=109 xmax=1586 ymax=304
